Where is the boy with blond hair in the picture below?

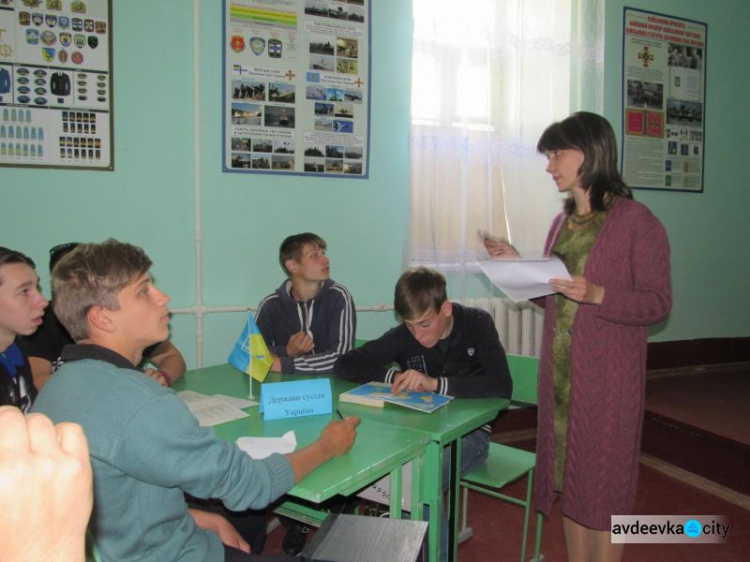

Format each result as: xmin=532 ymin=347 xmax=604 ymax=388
xmin=33 ymin=239 xmax=359 ymax=562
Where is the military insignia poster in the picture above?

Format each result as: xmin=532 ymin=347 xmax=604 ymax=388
xmin=223 ymin=0 xmax=370 ymax=178
xmin=622 ymin=8 xmax=707 ymax=192
xmin=0 ymin=0 xmax=113 ymax=170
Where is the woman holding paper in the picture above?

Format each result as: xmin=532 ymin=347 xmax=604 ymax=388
xmin=486 ymin=112 xmax=671 ymax=562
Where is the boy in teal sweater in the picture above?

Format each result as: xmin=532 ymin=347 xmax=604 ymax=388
xmin=33 ymin=239 xmax=359 ymax=562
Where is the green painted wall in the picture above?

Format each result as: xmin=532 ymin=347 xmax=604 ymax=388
xmin=1 ymin=0 xmax=747 ymax=369
xmin=603 ymin=0 xmax=750 ymax=341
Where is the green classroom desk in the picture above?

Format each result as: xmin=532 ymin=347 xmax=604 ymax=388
xmin=173 ymin=365 xmax=427 ymax=522
xmin=335 ymin=380 xmax=509 ymax=561
xmin=176 ymin=365 xmax=508 ymax=562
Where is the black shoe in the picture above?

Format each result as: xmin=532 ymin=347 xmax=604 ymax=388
xmin=282 ymin=522 xmax=309 ymax=555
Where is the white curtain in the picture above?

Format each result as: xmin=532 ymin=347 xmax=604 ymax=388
xmin=406 ymin=0 xmax=604 ymax=297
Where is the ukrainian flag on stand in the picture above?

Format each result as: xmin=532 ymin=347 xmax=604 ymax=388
xmin=228 ymin=314 xmax=273 ymax=382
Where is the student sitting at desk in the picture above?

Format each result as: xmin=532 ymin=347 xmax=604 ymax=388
xmin=256 ymin=232 xmax=356 ymax=375
xmin=256 ymin=232 xmax=357 ymax=554
xmin=0 ymin=247 xmax=48 ymax=412
xmin=32 ymin=239 xmax=360 ymax=562
xmin=334 ymin=266 xmax=512 ymax=478
xmin=21 ymin=242 xmax=186 ymax=391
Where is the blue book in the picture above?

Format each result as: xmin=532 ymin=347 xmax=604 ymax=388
xmin=339 ymin=382 xmax=453 ymax=413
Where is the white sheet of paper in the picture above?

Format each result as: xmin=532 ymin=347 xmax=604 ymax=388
xmin=177 ymin=390 xmax=210 ymax=405
xmin=177 ymin=391 xmax=254 ymax=426
xmin=478 ymin=257 xmax=572 ymax=302
xmin=236 ymin=430 xmax=297 ymax=460
xmin=214 ymin=394 xmax=258 ymax=409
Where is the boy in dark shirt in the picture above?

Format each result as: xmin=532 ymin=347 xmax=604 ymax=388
xmin=335 ymin=267 xmax=512 ymax=477
xmin=0 ymin=247 xmax=48 ymax=412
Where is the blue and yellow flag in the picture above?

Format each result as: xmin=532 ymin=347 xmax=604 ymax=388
xmin=228 ymin=314 xmax=273 ymax=382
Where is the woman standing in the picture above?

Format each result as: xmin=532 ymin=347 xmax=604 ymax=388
xmin=486 ymin=112 xmax=672 ymax=561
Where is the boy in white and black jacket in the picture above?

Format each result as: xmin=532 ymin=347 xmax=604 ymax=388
xmin=256 ymin=233 xmax=358 ymax=555
xmin=256 ymin=233 xmax=355 ymax=375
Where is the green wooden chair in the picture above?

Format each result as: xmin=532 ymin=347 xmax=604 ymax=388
xmin=459 ymin=354 xmax=544 ymax=561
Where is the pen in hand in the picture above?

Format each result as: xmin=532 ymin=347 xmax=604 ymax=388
xmin=336 ymin=408 xmax=344 ymax=420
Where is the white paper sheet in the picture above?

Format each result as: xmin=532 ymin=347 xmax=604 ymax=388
xmin=177 ymin=390 xmax=211 ymax=405
xmin=236 ymin=430 xmax=297 ymax=460
xmin=478 ymin=257 xmax=572 ymax=302
xmin=177 ymin=391 xmax=255 ymax=426
xmin=214 ymin=394 xmax=258 ymax=410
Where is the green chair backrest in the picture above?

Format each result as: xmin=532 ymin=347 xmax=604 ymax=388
xmin=506 ymin=354 xmax=539 ymax=407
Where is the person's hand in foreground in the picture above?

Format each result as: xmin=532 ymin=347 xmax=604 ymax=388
xmin=0 ymin=406 xmax=93 ymax=562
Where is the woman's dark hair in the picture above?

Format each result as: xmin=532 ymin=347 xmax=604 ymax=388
xmin=537 ymin=112 xmax=632 ymax=213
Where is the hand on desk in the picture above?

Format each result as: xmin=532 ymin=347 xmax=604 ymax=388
xmin=286 ymin=416 xmax=360 ymax=483
xmin=320 ymin=416 xmax=360 ymax=458
xmin=0 ymin=406 xmax=93 ymax=562
xmin=393 ymin=369 xmax=438 ymax=394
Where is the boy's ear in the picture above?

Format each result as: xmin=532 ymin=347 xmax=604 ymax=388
xmin=285 ymin=258 xmax=300 ymax=275
xmin=87 ymin=305 xmax=116 ymax=334
xmin=440 ymin=301 xmax=453 ymax=317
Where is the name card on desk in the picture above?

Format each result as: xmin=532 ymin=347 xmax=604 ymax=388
xmin=260 ymin=379 xmax=332 ymax=420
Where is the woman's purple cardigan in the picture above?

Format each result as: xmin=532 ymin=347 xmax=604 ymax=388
xmin=534 ymin=196 xmax=672 ymax=529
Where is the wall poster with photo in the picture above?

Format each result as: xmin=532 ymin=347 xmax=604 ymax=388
xmin=621 ymin=7 xmax=707 ymax=192
xmin=0 ymin=0 xmax=113 ymax=171
xmin=223 ymin=0 xmax=370 ymax=178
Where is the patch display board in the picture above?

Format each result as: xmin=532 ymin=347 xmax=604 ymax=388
xmin=0 ymin=0 xmax=113 ymax=170
xmin=621 ymin=7 xmax=707 ymax=192
xmin=223 ymin=0 xmax=370 ymax=178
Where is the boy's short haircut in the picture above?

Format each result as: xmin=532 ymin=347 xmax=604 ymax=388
xmin=0 ymin=247 xmax=36 ymax=285
xmin=52 ymin=239 xmax=152 ymax=342
xmin=279 ymin=233 xmax=326 ymax=275
xmin=394 ymin=267 xmax=448 ymax=320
